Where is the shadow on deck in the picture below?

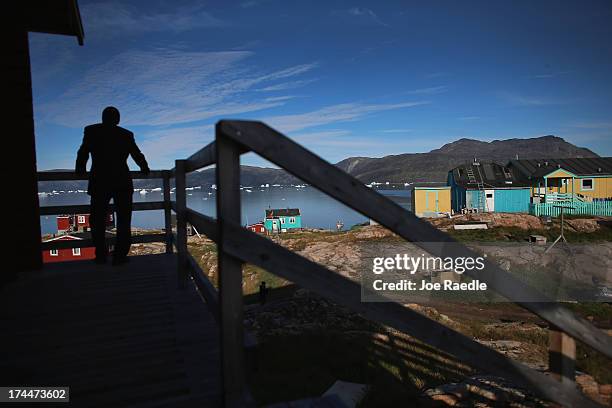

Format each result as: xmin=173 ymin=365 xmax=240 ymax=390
xmin=0 ymin=253 xmax=222 ymax=407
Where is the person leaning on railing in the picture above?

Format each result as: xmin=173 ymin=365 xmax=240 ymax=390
xmin=75 ymin=106 xmax=150 ymax=265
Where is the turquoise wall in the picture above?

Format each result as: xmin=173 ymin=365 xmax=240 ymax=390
xmin=264 ymin=215 xmax=302 ymax=232
xmin=493 ymin=189 xmax=530 ymax=213
xmin=466 ymin=190 xmax=485 ymax=211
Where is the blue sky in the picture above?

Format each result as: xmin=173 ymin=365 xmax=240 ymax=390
xmin=31 ymin=0 xmax=612 ymax=170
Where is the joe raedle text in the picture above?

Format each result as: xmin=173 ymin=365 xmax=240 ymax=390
xmin=372 ymin=279 xmax=487 ymax=292
xmin=368 ymin=253 xmax=488 ymax=293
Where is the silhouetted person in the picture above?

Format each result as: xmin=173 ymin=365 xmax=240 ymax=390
xmin=76 ymin=107 xmax=150 ymax=265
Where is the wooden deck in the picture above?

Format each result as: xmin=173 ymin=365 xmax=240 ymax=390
xmin=0 ymin=254 xmax=222 ymax=407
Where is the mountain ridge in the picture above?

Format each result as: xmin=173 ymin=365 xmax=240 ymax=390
xmin=38 ymin=135 xmax=600 ymax=191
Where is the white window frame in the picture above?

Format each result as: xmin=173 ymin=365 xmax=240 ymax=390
xmin=289 ymin=217 xmax=296 ymax=224
xmin=280 ymin=218 xmax=286 ymax=225
xmin=72 ymin=247 xmax=81 ymax=256
xmin=78 ymin=215 xmax=86 ymax=224
xmin=581 ymin=178 xmax=594 ymax=191
xmin=50 ymin=249 xmax=59 ymax=257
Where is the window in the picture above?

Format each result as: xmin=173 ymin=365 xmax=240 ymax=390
xmin=289 ymin=217 xmax=296 ymax=223
xmin=581 ymin=178 xmax=594 ymax=191
xmin=486 ymin=193 xmax=493 ymax=198
xmin=78 ymin=215 xmax=85 ymax=224
xmin=50 ymin=249 xmax=58 ymax=256
xmin=72 ymin=248 xmax=81 ymax=256
xmin=280 ymin=218 xmax=286 ymax=224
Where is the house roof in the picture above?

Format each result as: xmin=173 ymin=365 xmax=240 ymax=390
xmin=449 ymin=161 xmax=530 ymax=189
xmin=411 ymin=182 xmax=450 ymax=189
xmin=509 ymin=157 xmax=612 ymax=179
xmin=43 ymin=231 xmax=114 ymax=242
xmin=265 ymin=208 xmax=300 ymax=217
xmin=23 ymin=0 xmax=85 ymax=45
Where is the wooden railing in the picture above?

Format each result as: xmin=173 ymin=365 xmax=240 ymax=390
xmin=530 ymin=201 xmax=612 ymax=217
xmin=38 ymin=170 xmax=173 ymax=253
xmin=170 ymin=121 xmax=610 ymax=407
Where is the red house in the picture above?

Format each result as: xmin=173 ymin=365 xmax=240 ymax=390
xmin=246 ymin=222 xmax=265 ymax=233
xmin=57 ymin=213 xmax=114 ymax=234
xmin=42 ymin=233 xmax=95 ymax=263
xmin=43 ymin=214 xmax=115 ymax=264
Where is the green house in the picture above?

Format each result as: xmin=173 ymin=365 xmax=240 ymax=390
xmin=264 ymin=208 xmax=302 ymax=233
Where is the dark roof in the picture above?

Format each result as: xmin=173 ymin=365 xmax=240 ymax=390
xmin=410 ymin=182 xmax=449 ymax=189
xmin=509 ymin=157 xmax=612 ymax=178
xmin=265 ymin=208 xmax=300 ymax=217
xmin=449 ymin=161 xmax=530 ymax=189
xmin=24 ymin=0 xmax=85 ymax=45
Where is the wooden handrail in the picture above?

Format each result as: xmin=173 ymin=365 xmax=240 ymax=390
xmin=39 ymin=201 xmax=166 ymax=215
xmin=184 ymin=205 xmax=600 ymax=407
xmin=42 ymin=233 xmax=168 ymax=250
xmin=172 ymin=119 xmax=609 ymax=407
xmin=37 ymin=170 xmax=169 ymax=181
xmin=38 ymin=171 xmax=174 ymax=256
xmin=216 ymin=120 xmax=612 ymax=360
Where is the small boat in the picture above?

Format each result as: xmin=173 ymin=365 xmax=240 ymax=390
xmin=336 ymin=220 xmax=344 ymax=230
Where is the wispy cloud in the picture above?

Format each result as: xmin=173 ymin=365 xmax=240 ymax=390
xmin=41 ymin=49 xmax=319 ymax=127
xmin=569 ymin=121 xmax=612 ymax=129
xmin=139 ymin=125 xmax=214 ymax=168
xmin=264 ymin=95 xmax=299 ymax=102
xmin=382 ymin=128 xmax=412 ymax=133
xmin=499 ymin=92 xmax=569 ymax=106
xmin=425 ymin=72 xmax=451 ymax=79
xmin=405 ymin=86 xmax=448 ymax=95
xmin=258 ymin=78 xmax=318 ymax=91
xmin=459 ymin=116 xmax=481 ymax=121
xmin=81 ymin=2 xmax=227 ymax=38
xmin=332 ymin=7 xmax=389 ymax=27
xmin=262 ymin=101 xmax=428 ymax=133
xmin=529 ymin=71 xmax=571 ymax=79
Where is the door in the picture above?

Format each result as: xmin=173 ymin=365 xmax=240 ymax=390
xmin=425 ymin=191 xmax=438 ymax=212
xmin=485 ymin=190 xmax=495 ymax=212
xmin=272 ymin=220 xmax=278 ymax=232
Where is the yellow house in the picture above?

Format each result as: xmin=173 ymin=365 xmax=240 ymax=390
xmin=412 ymin=186 xmax=451 ymax=217
xmin=508 ymin=158 xmax=612 ymax=201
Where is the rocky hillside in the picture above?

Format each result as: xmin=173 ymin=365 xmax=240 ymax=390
xmin=336 ymin=135 xmax=598 ymax=183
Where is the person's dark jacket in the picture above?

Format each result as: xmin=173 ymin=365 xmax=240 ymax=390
xmin=75 ymin=123 xmax=149 ymax=195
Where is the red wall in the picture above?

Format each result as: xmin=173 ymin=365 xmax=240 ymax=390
xmin=42 ymin=246 xmax=96 ymax=263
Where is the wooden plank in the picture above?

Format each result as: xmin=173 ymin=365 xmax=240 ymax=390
xmin=0 ymin=253 xmax=222 ymax=407
xmin=40 ymin=201 xmax=165 ymax=215
xmin=218 ymin=219 xmax=601 ymax=408
xmin=163 ymin=172 xmax=173 ymax=253
xmin=218 ymin=120 xmax=612 ymax=360
xmin=37 ymin=170 xmax=167 ymax=181
xmin=216 ymin=128 xmax=248 ymax=407
xmin=549 ymin=326 xmax=576 ymax=384
xmin=186 ymin=208 xmax=218 ymax=242
xmin=185 ymin=141 xmax=217 ymax=173
xmin=41 ymin=233 xmax=167 ymax=250
xmin=187 ymin=252 xmax=220 ymax=322
xmin=175 ymin=160 xmax=188 ymax=288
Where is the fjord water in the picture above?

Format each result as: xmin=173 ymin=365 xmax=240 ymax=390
xmin=39 ymin=187 xmax=411 ymax=235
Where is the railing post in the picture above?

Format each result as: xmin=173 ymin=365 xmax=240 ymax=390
xmin=175 ymin=160 xmax=189 ymax=288
xmin=163 ymin=171 xmax=173 ymax=254
xmin=216 ymin=125 xmax=247 ymax=407
xmin=548 ymin=326 xmax=576 ymax=384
